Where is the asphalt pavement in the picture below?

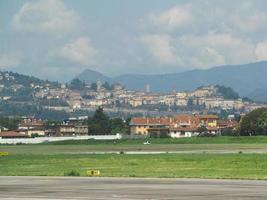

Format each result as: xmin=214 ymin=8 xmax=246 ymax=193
xmin=0 ymin=176 xmax=267 ymax=200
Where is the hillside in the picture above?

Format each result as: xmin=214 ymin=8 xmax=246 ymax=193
xmin=0 ymin=71 xmax=59 ymax=98
xmin=0 ymin=71 xmax=58 ymax=87
xmin=74 ymin=69 xmax=113 ymax=84
xmin=75 ymin=61 xmax=267 ymax=101
xmin=248 ymin=88 xmax=267 ymax=102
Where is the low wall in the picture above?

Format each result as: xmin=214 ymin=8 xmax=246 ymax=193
xmin=0 ymin=134 xmax=122 ymax=144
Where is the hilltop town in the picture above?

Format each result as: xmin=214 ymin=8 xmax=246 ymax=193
xmin=26 ymin=79 xmax=267 ymax=116
xmin=0 ymin=71 xmax=265 ymax=120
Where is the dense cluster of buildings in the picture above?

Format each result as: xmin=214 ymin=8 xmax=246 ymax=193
xmin=35 ymin=82 xmax=266 ymax=114
xmin=130 ymin=114 xmax=238 ymax=138
xmin=0 ymin=117 xmax=89 ymax=139
xmin=0 ymin=113 xmax=239 ymax=139
xmin=0 ymin=71 xmax=266 ymax=116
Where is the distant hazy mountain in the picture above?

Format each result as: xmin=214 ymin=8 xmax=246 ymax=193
xmin=75 ymin=69 xmax=113 ymax=84
xmin=75 ymin=61 xmax=267 ymax=101
xmin=248 ymin=88 xmax=267 ymax=102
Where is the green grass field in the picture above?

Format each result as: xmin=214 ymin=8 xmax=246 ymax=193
xmin=1 ymin=136 xmax=267 ymax=179
xmin=1 ymin=153 xmax=267 ymax=180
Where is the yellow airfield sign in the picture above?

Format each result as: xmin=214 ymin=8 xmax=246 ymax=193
xmin=0 ymin=152 xmax=9 ymax=156
xmin=87 ymin=170 xmax=100 ymax=176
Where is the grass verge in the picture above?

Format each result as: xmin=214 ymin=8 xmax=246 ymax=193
xmin=1 ymin=153 xmax=267 ymax=180
xmin=38 ymin=136 xmax=267 ymax=145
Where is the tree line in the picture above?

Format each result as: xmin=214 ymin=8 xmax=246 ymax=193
xmin=239 ymin=107 xmax=267 ymax=136
xmin=87 ymin=107 xmax=130 ymax=135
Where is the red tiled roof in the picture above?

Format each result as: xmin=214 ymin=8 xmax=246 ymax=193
xmin=130 ymin=114 xmax=219 ymax=132
xmin=131 ymin=117 xmax=172 ymax=125
xmin=20 ymin=122 xmax=44 ymax=127
xmin=170 ymin=127 xmax=199 ymax=132
xmin=131 ymin=114 xmax=204 ymax=125
xmin=217 ymin=120 xmax=239 ymax=128
xmin=0 ymin=131 xmax=26 ymax=137
xmin=174 ymin=115 xmax=200 ymax=124
xmin=198 ymin=115 xmax=219 ymax=119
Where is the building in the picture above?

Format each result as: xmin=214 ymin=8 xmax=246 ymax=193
xmin=169 ymin=127 xmax=199 ymax=138
xmin=58 ymin=118 xmax=89 ymax=136
xmin=130 ymin=114 xmax=220 ymax=137
xmin=217 ymin=119 xmax=239 ymax=130
xmin=199 ymin=115 xmax=218 ymax=127
xmin=0 ymin=131 xmax=28 ymax=138
xmin=145 ymin=84 xmax=150 ymax=93
xmin=189 ymin=85 xmax=217 ymax=98
xmin=22 ymin=129 xmax=45 ymax=137
xmin=18 ymin=118 xmax=45 ymax=137
xmin=58 ymin=124 xmax=76 ymax=136
xmin=18 ymin=118 xmax=45 ymax=130
xmin=169 ymin=115 xmax=201 ymax=138
xmin=130 ymin=117 xmax=171 ymax=135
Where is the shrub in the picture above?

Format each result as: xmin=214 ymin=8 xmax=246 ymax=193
xmin=64 ymin=170 xmax=80 ymax=176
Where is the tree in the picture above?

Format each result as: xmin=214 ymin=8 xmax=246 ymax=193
xmin=187 ymin=98 xmax=196 ymax=110
xmin=221 ymin=128 xmax=238 ymax=136
xmin=90 ymin=82 xmax=97 ymax=91
xmin=0 ymin=117 xmax=21 ymax=130
xmin=216 ymin=85 xmax=239 ymax=100
xmin=240 ymin=108 xmax=267 ymax=136
xmin=88 ymin=107 xmax=111 ymax=135
xmin=110 ymin=118 xmax=125 ymax=134
xmin=197 ymin=125 xmax=208 ymax=136
xmin=69 ymin=78 xmax=85 ymax=90
xmin=102 ymin=82 xmax=112 ymax=90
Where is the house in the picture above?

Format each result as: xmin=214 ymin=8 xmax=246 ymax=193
xmin=217 ymin=119 xmax=239 ymax=133
xmin=130 ymin=117 xmax=171 ymax=135
xmin=18 ymin=118 xmax=45 ymax=130
xmin=0 ymin=126 xmax=8 ymax=132
xmin=0 ymin=131 xmax=28 ymax=138
xmin=169 ymin=127 xmax=199 ymax=138
xmin=22 ymin=129 xmax=45 ymax=137
xmin=199 ymin=115 xmax=218 ymax=127
xmin=75 ymin=125 xmax=89 ymax=135
xmin=58 ymin=118 xmax=88 ymax=136
xmin=130 ymin=114 xmax=220 ymax=137
xmin=59 ymin=124 xmax=76 ymax=136
xmin=168 ymin=115 xmax=200 ymax=137
xmin=18 ymin=118 xmax=45 ymax=137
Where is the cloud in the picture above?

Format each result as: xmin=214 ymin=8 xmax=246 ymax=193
xmin=139 ymin=1 xmax=266 ymax=70
xmin=140 ymin=34 xmax=181 ymax=65
xmin=0 ymin=55 xmax=20 ymax=69
xmin=230 ymin=1 xmax=267 ymax=33
xmin=60 ymin=37 xmax=98 ymax=65
xmin=140 ymin=33 xmax=254 ymax=68
xmin=178 ymin=34 xmax=254 ymax=67
xmin=232 ymin=12 xmax=267 ymax=33
xmin=147 ymin=4 xmax=192 ymax=32
xmin=5 ymin=0 xmax=267 ymax=80
xmin=142 ymin=1 xmax=267 ymax=35
xmin=11 ymin=0 xmax=79 ymax=34
xmin=255 ymin=41 xmax=267 ymax=61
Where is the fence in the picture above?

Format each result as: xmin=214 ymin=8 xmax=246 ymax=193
xmin=0 ymin=134 xmax=122 ymax=144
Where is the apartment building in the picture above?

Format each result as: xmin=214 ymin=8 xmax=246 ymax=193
xmin=130 ymin=114 xmax=221 ymax=137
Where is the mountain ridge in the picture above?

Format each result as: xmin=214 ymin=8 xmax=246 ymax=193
xmin=75 ymin=61 xmax=267 ymax=102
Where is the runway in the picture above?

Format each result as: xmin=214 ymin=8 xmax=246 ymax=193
xmin=0 ymin=176 xmax=267 ymax=200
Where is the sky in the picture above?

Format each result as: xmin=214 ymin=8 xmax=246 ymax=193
xmin=1 ymin=0 xmax=267 ymax=82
